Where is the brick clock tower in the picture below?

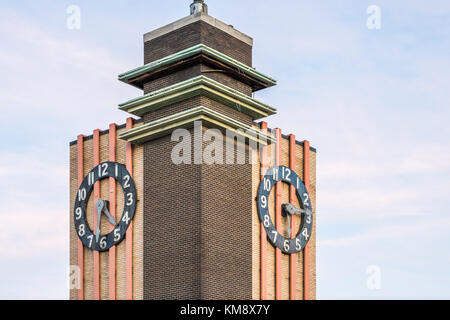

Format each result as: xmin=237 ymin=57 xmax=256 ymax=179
xmin=69 ymin=1 xmax=316 ymax=300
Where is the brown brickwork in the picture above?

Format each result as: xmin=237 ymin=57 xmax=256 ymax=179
xmin=144 ymin=21 xmax=252 ymax=66
xmin=142 ymin=95 xmax=253 ymax=126
xmin=143 ymin=64 xmax=252 ymax=97
xmin=142 ymin=126 xmax=253 ymax=300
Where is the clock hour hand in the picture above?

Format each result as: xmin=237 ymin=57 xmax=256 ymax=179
xmin=282 ymin=203 xmax=313 ymax=217
xmin=102 ymin=205 xmax=117 ymax=226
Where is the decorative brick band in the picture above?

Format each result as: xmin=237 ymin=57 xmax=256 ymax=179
xmin=77 ymin=135 xmax=85 ymax=300
xmin=126 ymin=118 xmax=134 ymax=300
xmin=93 ymin=129 xmax=101 ymax=300
xmin=303 ymin=140 xmax=310 ymax=300
xmin=109 ymin=124 xmax=117 ymax=300
xmin=260 ymin=122 xmax=268 ymax=300
xmin=289 ymin=134 xmax=296 ymax=300
xmin=275 ymin=128 xmax=281 ymax=300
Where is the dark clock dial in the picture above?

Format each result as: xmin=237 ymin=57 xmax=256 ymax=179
xmin=257 ymin=165 xmax=313 ymax=254
xmin=73 ymin=161 xmax=137 ymax=252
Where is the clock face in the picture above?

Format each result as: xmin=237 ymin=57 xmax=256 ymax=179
xmin=257 ymin=165 xmax=313 ymax=254
xmin=73 ymin=161 xmax=137 ymax=252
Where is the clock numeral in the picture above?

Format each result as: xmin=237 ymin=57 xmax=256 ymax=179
xmin=260 ymin=195 xmax=267 ymax=209
xmin=282 ymin=167 xmax=291 ymax=181
xmin=297 ymin=177 xmax=300 ymax=190
xmin=78 ymin=224 xmax=85 ymax=237
xmin=296 ymin=238 xmax=301 ymax=251
xmin=302 ymin=228 xmax=309 ymax=241
xmin=88 ymin=172 xmax=95 ymax=186
xmin=126 ymin=193 xmax=133 ymax=206
xmin=98 ymin=163 xmax=108 ymax=177
xmin=303 ymin=193 xmax=310 ymax=207
xmin=75 ymin=207 xmax=82 ymax=220
xmin=263 ymin=215 xmax=270 ymax=228
xmin=271 ymin=230 xmax=278 ymax=242
xmin=283 ymin=240 xmax=290 ymax=252
xmin=114 ymin=228 xmax=121 ymax=242
xmin=123 ymin=175 xmax=131 ymax=189
xmin=78 ymin=188 xmax=86 ymax=201
xmin=305 ymin=213 xmax=312 ymax=224
xmin=99 ymin=237 xmax=107 ymax=249
xmin=87 ymin=235 xmax=94 ymax=248
xmin=122 ymin=211 xmax=130 ymax=225
xmin=272 ymin=168 xmax=279 ymax=181
xmin=115 ymin=164 xmax=119 ymax=178
xmin=263 ymin=178 xmax=271 ymax=192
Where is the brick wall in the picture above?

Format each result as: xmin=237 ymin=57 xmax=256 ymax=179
xmin=69 ymin=122 xmax=144 ymax=300
xmin=144 ymin=21 xmax=252 ymax=66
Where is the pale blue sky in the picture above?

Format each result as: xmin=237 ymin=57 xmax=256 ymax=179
xmin=0 ymin=0 xmax=449 ymax=299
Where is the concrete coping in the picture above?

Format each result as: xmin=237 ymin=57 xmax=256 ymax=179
xmin=143 ymin=12 xmax=253 ymax=47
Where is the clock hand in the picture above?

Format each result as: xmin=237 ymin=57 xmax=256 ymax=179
xmin=282 ymin=203 xmax=314 ymax=217
xmin=282 ymin=203 xmax=314 ymax=238
xmin=95 ymin=199 xmax=104 ymax=242
xmin=102 ymin=205 xmax=117 ymax=226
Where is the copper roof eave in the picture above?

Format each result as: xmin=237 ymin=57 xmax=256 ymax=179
xmin=122 ymin=53 xmax=272 ymax=92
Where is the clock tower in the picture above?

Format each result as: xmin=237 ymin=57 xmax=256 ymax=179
xmin=69 ymin=1 xmax=316 ymax=300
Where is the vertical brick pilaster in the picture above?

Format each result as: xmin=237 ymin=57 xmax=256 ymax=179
xmin=109 ymin=124 xmax=117 ymax=300
xmin=303 ymin=140 xmax=310 ymax=300
xmin=126 ymin=118 xmax=134 ymax=300
xmin=77 ymin=135 xmax=85 ymax=300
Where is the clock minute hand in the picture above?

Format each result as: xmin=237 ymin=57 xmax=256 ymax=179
xmin=95 ymin=199 xmax=104 ymax=242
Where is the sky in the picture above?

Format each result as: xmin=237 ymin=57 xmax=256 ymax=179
xmin=0 ymin=0 xmax=449 ymax=299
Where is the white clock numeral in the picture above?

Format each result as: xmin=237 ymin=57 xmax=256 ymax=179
xmin=283 ymin=240 xmax=290 ymax=252
xmin=303 ymin=193 xmax=310 ymax=207
xmin=114 ymin=228 xmax=121 ymax=242
xmin=271 ymin=230 xmax=278 ymax=242
xmin=115 ymin=164 xmax=119 ymax=177
xmin=263 ymin=215 xmax=270 ymax=228
xmin=260 ymin=195 xmax=267 ymax=209
xmin=272 ymin=168 xmax=278 ymax=181
xmin=78 ymin=188 xmax=86 ymax=201
xmin=87 ymin=235 xmax=93 ymax=248
xmin=75 ymin=207 xmax=82 ymax=220
xmin=98 ymin=163 xmax=108 ymax=177
xmin=297 ymin=177 xmax=300 ymax=190
xmin=126 ymin=193 xmax=133 ymax=206
xmin=282 ymin=167 xmax=291 ymax=181
xmin=88 ymin=172 xmax=95 ymax=186
xmin=263 ymin=178 xmax=271 ymax=192
xmin=122 ymin=211 xmax=130 ymax=225
xmin=296 ymin=238 xmax=301 ymax=251
xmin=123 ymin=175 xmax=131 ymax=189
xmin=302 ymin=228 xmax=309 ymax=241
xmin=306 ymin=213 xmax=312 ymax=224
xmin=78 ymin=224 xmax=85 ymax=237
xmin=99 ymin=237 xmax=107 ymax=249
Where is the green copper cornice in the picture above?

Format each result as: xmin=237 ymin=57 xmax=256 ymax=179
xmin=118 ymin=44 xmax=276 ymax=90
xmin=118 ymin=106 xmax=276 ymax=145
xmin=118 ymin=75 xmax=277 ymax=120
